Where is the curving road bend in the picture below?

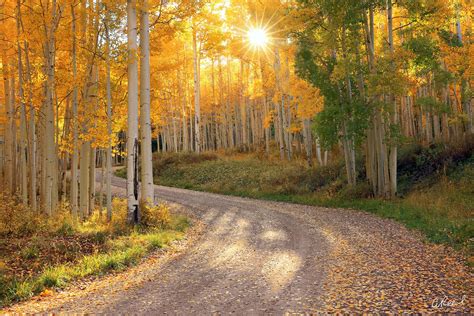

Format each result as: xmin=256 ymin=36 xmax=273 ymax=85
xmin=5 ymin=174 xmax=472 ymax=314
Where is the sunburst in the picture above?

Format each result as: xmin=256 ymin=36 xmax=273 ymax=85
xmin=235 ymin=9 xmax=286 ymax=62
xmin=247 ymin=27 xmax=270 ymax=49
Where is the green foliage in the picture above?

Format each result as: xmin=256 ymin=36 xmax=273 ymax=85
xmin=404 ymin=36 xmax=440 ymax=75
xmin=312 ymin=106 xmax=340 ymax=149
xmin=415 ymin=96 xmax=449 ymax=113
xmin=20 ymin=245 xmax=40 ymax=260
xmin=438 ymin=29 xmax=463 ymax=47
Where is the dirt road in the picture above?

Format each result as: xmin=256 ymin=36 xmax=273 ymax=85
xmin=5 ymin=174 xmax=472 ymax=313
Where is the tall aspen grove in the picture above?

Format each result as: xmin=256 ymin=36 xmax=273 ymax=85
xmin=0 ymin=0 xmax=473 ymax=313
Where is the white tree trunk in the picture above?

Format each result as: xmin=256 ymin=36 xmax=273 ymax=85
xmin=25 ymin=42 xmax=37 ymax=212
xmin=70 ymin=3 xmax=79 ymax=218
xmin=139 ymin=0 xmax=154 ymax=205
xmin=2 ymin=60 xmax=13 ymax=192
xmin=79 ymin=141 xmax=90 ymax=220
xmin=43 ymin=0 xmax=58 ymax=215
xmin=17 ymin=0 xmax=28 ymax=204
xmin=192 ymin=26 xmax=201 ymax=153
xmin=127 ymin=0 xmax=140 ymax=224
xmin=104 ymin=5 xmax=113 ymax=221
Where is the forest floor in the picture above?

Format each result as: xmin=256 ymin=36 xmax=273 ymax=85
xmin=0 ymin=187 xmax=189 ymax=308
xmin=4 ymin=172 xmax=472 ymax=313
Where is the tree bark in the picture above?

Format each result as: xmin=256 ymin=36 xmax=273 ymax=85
xmin=139 ymin=0 xmax=154 ymax=205
xmin=104 ymin=5 xmax=113 ymax=221
xmin=127 ymin=0 xmax=140 ymax=224
xmin=70 ymin=2 xmax=79 ymax=218
xmin=192 ymin=25 xmax=201 ymax=153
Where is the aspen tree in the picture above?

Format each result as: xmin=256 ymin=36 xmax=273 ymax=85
xmin=16 ymin=0 xmax=28 ymax=204
xmin=273 ymin=48 xmax=285 ymax=160
xmin=2 ymin=59 xmax=13 ymax=192
xmin=387 ymin=0 xmax=397 ymax=197
xmin=25 ymin=42 xmax=37 ymax=212
xmin=104 ymin=4 xmax=113 ymax=221
xmin=192 ymin=24 xmax=201 ymax=153
xmin=140 ymin=0 xmax=154 ymax=205
xmin=70 ymin=2 xmax=79 ymax=218
xmin=43 ymin=0 xmax=59 ymax=215
xmin=127 ymin=0 xmax=140 ymax=224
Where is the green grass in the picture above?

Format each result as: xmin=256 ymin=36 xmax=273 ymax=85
xmin=0 ymin=207 xmax=190 ymax=308
xmin=115 ymin=147 xmax=473 ymax=263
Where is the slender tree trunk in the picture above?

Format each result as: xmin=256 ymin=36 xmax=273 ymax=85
xmin=387 ymin=0 xmax=397 ymax=197
xmin=139 ymin=0 xmax=154 ymax=205
xmin=303 ymin=118 xmax=313 ymax=167
xmin=43 ymin=0 xmax=58 ymax=215
xmin=16 ymin=0 xmax=28 ymax=204
xmin=25 ymin=42 xmax=37 ymax=212
xmin=273 ymin=48 xmax=285 ymax=160
xmin=456 ymin=8 xmax=473 ymax=133
xmin=70 ymin=2 xmax=79 ymax=218
xmin=89 ymin=145 xmax=96 ymax=214
xmin=3 ymin=57 xmax=13 ymax=192
xmin=79 ymin=141 xmax=90 ymax=220
xmin=192 ymin=25 xmax=201 ymax=153
xmin=104 ymin=6 xmax=113 ymax=221
xmin=127 ymin=0 xmax=140 ymax=224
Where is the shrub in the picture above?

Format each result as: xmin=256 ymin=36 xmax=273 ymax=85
xmin=152 ymin=152 xmax=218 ymax=176
xmin=20 ymin=244 xmax=40 ymax=260
xmin=338 ymin=182 xmax=373 ymax=199
xmin=140 ymin=203 xmax=171 ymax=229
xmin=397 ymin=137 xmax=474 ymax=193
xmin=0 ymin=193 xmax=77 ymax=237
xmin=106 ymin=198 xmax=130 ymax=235
xmin=300 ymin=161 xmax=344 ymax=191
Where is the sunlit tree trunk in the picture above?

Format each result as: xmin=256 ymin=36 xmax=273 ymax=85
xmin=139 ymin=0 xmax=154 ymax=205
xmin=70 ymin=2 xmax=79 ymax=218
xmin=89 ymin=144 xmax=96 ymax=214
xmin=2 ymin=57 xmax=13 ymax=192
xmin=43 ymin=0 xmax=59 ymax=215
xmin=11 ymin=75 xmax=17 ymax=193
xmin=25 ymin=42 xmax=37 ymax=212
xmin=16 ymin=0 xmax=28 ymax=204
xmin=192 ymin=25 xmax=201 ymax=153
xmin=104 ymin=5 xmax=113 ymax=221
xmin=79 ymin=141 xmax=90 ymax=220
xmin=273 ymin=48 xmax=285 ymax=160
xmin=127 ymin=0 xmax=140 ymax=224
xmin=455 ymin=9 xmax=473 ymax=134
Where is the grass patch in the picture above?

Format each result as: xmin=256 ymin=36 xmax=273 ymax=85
xmin=0 ymin=196 xmax=191 ymax=308
xmin=1 ymin=229 xmax=185 ymax=306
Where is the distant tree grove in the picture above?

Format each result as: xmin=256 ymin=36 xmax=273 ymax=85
xmin=0 ymin=0 xmax=472 ymax=222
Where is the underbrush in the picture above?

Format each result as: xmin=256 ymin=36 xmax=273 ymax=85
xmin=0 ymin=194 xmax=190 ymax=307
xmin=117 ymin=140 xmax=473 ymax=263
